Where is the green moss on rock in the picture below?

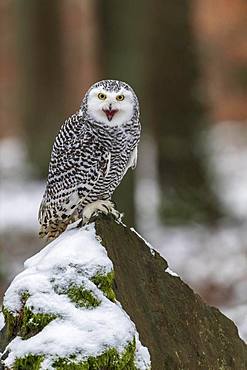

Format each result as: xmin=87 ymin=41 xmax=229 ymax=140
xmin=13 ymin=354 xmax=44 ymax=370
xmin=52 ymin=339 xmax=136 ymax=370
xmin=2 ymin=291 xmax=57 ymax=344
xmin=91 ymin=271 xmax=116 ymax=302
xmin=67 ymin=284 xmax=100 ymax=309
xmin=1 ymin=292 xmax=32 ymax=352
xmin=21 ymin=291 xmax=30 ymax=304
xmin=2 ymin=307 xmax=19 ymax=341
xmin=2 ymin=292 xmax=31 ymax=341
xmin=52 ymin=361 xmax=89 ymax=370
xmin=11 ymin=339 xmax=136 ymax=370
xmin=20 ymin=306 xmax=57 ymax=339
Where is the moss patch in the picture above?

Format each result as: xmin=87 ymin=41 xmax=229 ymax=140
xmin=2 ymin=307 xmax=19 ymax=340
xmin=20 ymin=306 xmax=57 ymax=339
xmin=53 ymin=339 xmax=136 ymax=370
xmin=67 ymin=284 xmax=100 ymax=309
xmin=2 ymin=291 xmax=57 ymax=343
xmin=12 ymin=339 xmax=136 ymax=370
xmin=1 ymin=307 xmax=19 ymax=354
xmin=91 ymin=271 xmax=116 ymax=302
xmin=2 ymin=292 xmax=30 ymax=340
xmin=13 ymin=354 xmax=44 ymax=370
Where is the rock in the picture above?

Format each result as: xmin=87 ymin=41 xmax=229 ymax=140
xmin=0 ymin=222 xmax=150 ymax=370
xmin=95 ymin=215 xmax=247 ymax=369
xmin=1 ymin=214 xmax=247 ymax=369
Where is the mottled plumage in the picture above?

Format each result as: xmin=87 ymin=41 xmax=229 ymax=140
xmin=39 ymin=80 xmax=140 ymax=239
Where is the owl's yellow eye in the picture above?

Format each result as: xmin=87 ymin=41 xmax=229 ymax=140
xmin=98 ymin=93 xmax=107 ymax=100
xmin=116 ymin=94 xmax=125 ymax=101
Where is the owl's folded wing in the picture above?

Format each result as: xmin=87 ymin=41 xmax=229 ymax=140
xmin=38 ymin=131 xmax=111 ymax=230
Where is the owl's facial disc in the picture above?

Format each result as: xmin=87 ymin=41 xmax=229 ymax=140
xmin=86 ymin=86 xmax=134 ymax=126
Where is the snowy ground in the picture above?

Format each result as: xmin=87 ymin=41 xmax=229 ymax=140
xmin=0 ymin=181 xmax=44 ymax=233
xmin=0 ymin=137 xmax=44 ymax=233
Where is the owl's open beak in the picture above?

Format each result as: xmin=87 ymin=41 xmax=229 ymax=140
xmin=102 ymin=107 xmax=118 ymax=121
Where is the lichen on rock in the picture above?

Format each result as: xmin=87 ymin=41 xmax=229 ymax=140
xmin=0 ymin=223 xmax=151 ymax=370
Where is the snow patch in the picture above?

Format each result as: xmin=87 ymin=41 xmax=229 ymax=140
xmin=0 ymin=311 xmax=4 ymax=330
xmin=24 ymin=224 xmax=113 ymax=279
xmin=0 ymin=181 xmax=44 ymax=232
xmin=165 ymin=267 xmax=179 ymax=277
xmin=206 ymin=121 xmax=247 ymax=219
xmin=135 ymin=336 xmax=151 ymax=370
xmin=0 ymin=138 xmax=29 ymax=181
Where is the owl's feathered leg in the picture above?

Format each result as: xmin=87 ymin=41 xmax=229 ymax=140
xmin=82 ymin=200 xmax=122 ymax=225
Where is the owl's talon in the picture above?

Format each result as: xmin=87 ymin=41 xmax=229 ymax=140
xmin=82 ymin=200 xmax=118 ymax=225
xmin=111 ymin=208 xmax=123 ymax=222
xmin=101 ymin=204 xmax=110 ymax=212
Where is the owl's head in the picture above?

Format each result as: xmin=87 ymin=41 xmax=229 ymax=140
xmin=82 ymin=80 xmax=139 ymax=126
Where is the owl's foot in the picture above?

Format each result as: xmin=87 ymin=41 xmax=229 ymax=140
xmin=82 ymin=200 xmax=122 ymax=225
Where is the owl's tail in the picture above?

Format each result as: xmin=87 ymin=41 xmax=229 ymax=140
xmin=38 ymin=203 xmax=67 ymax=240
xmin=39 ymin=221 xmax=68 ymax=241
xmin=38 ymin=195 xmax=81 ymax=240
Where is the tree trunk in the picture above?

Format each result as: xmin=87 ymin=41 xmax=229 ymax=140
xmin=144 ymin=0 xmax=222 ymax=225
xmin=99 ymin=0 xmax=145 ymax=227
xmin=16 ymin=0 xmax=99 ymax=178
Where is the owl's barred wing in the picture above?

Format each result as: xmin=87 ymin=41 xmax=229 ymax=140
xmin=38 ymin=128 xmax=111 ymax=229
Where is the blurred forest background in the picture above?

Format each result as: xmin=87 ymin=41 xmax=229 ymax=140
xmin=1 ymin=0 xmax=247 ymax=340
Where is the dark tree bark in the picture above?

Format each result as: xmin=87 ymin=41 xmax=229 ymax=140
xmin=144 ymin=0 xmax=222 ymax=224
xmin=16 ymin=0 xmax=64 ymax=177
xmin=99 ymin=1 xmax=145 ymax=227
xmin=16 ymin=0 xmax=99 ymax=177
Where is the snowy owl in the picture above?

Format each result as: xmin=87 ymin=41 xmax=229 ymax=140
xmin=38 ymin=80 xmax=140 ymax=239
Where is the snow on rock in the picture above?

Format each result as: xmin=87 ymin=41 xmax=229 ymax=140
xmin=165 ymin=267 xmax=179 ymax=277
xmin=130 ymin=227 xmax=154 ymax=251
xmin=0 ymin=311 xmax=4 ymax=331
xmin=130 ymin=226 xmax=179 ymax=275
xmin=1 ymin=223 xmax=151 ymax=369
xmin=135 ymin=339 xmax=151 ymax=370
xmin=130 ymin=227 xmax=156 ymax=257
